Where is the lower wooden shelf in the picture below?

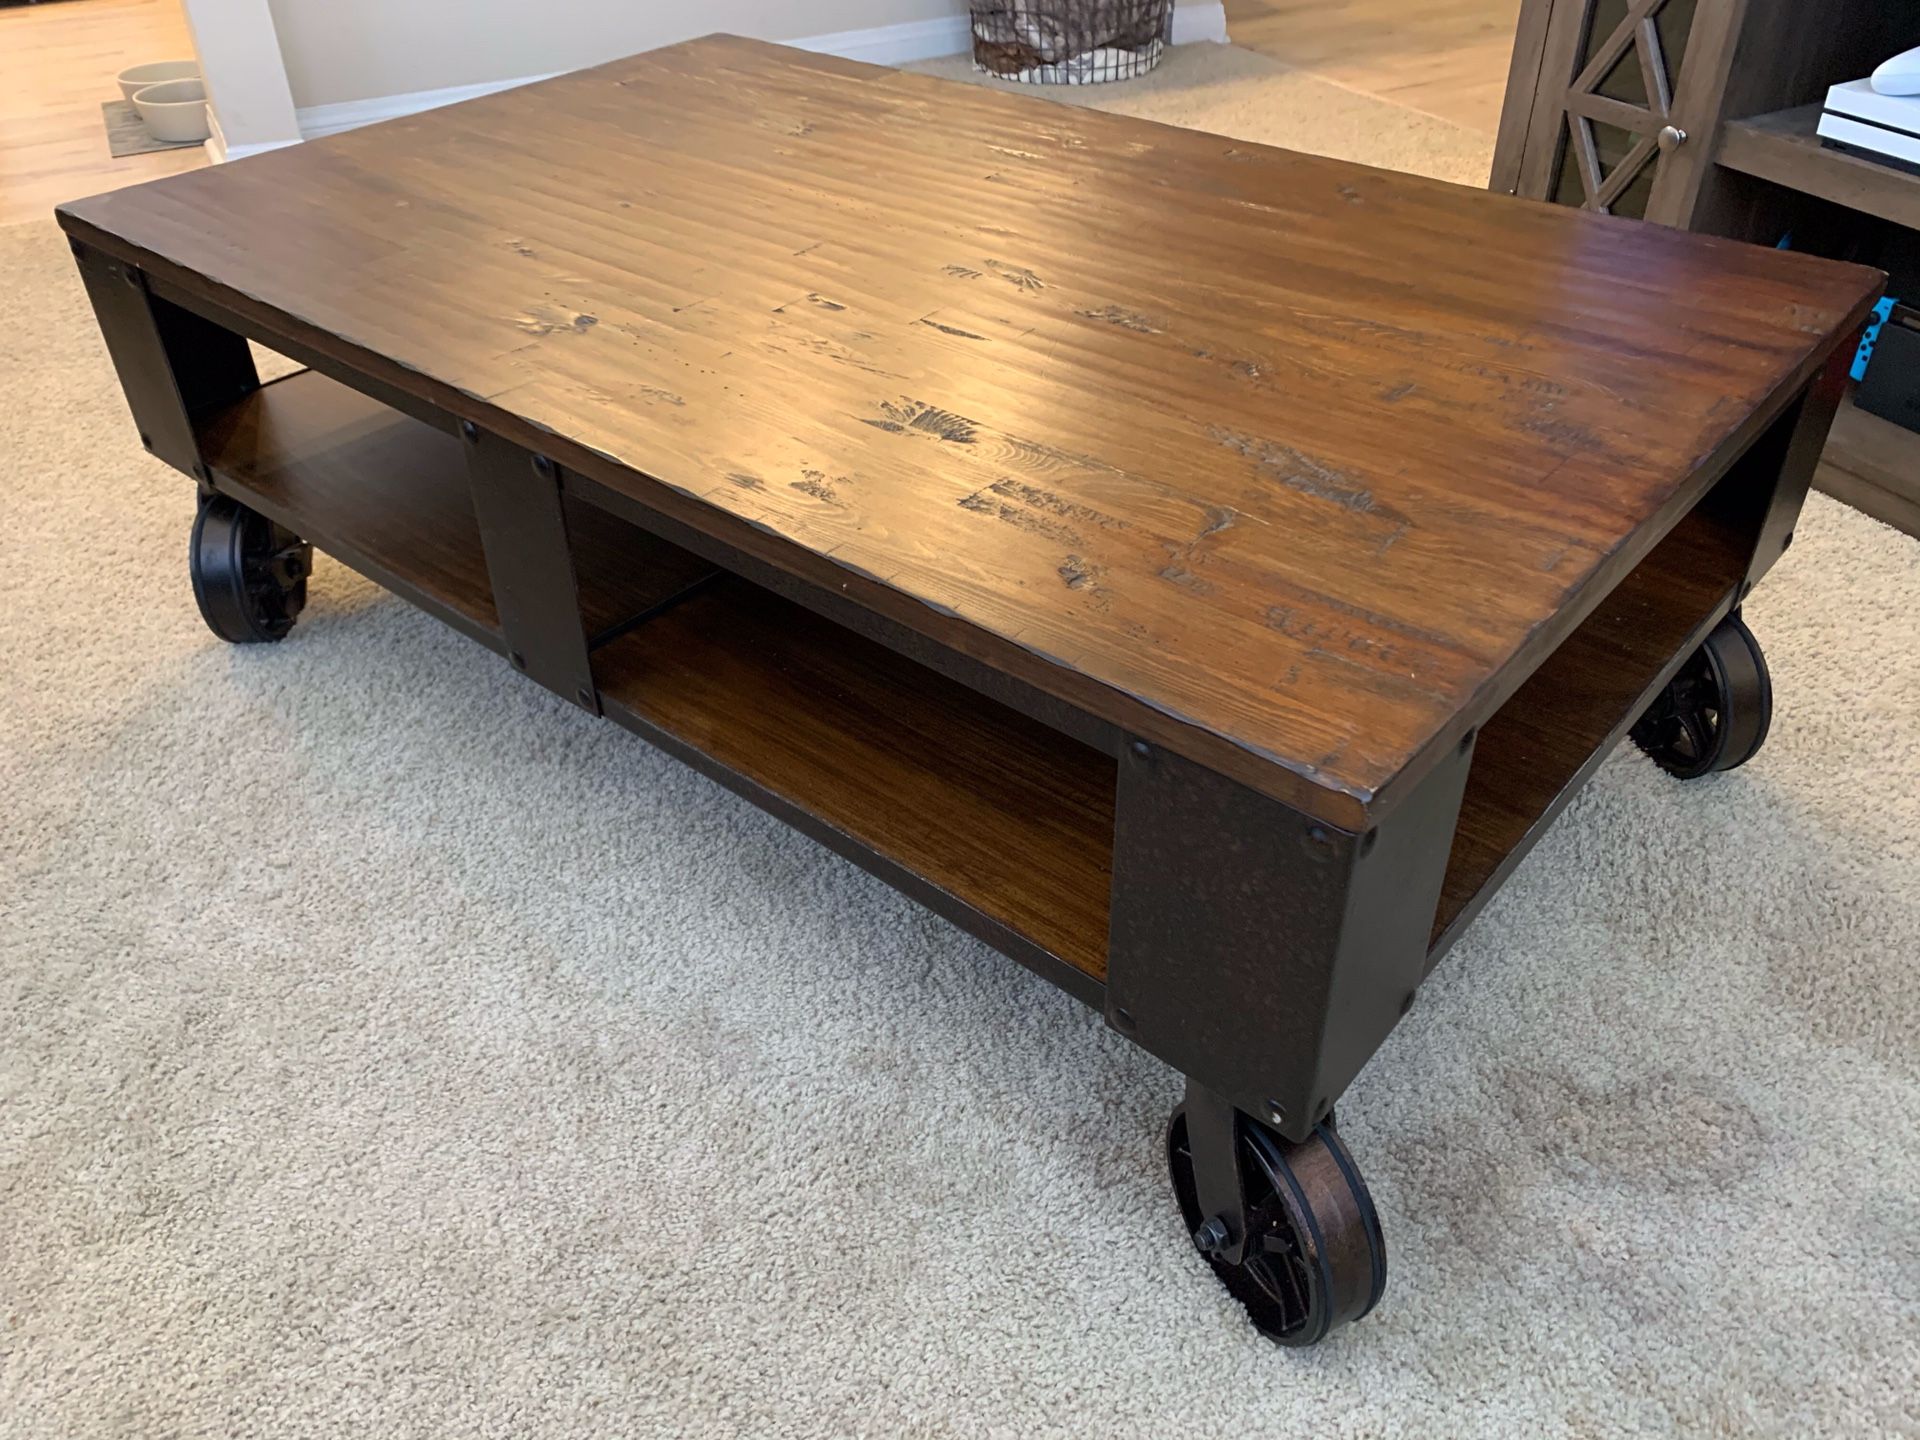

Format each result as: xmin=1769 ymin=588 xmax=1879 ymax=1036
xmin=594 ymin=579 xmax=1117 ymax=983
xmin=198 ymin=370 xmax=503 ymax=646
xmin=194 ymin=368 xmax=1118 ymax=991
xmin=197 ymin=370 xmax=714 ymax=648
xmin=1430 ymin=490 xmax=1757 ymax=954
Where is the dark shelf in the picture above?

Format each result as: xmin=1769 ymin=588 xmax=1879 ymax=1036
xmin=1718 ymin=104 xmax=1920 ymax=230
xmin=1708 ymin=106 xmax=1920 ymax=538
xmin=1430 ymin=493 xmax=1758 ymax=955
xmin=196 ymin=370 xmax=715 ymax=648
xmin=199 ymin=370 xmax=503 ymax=646
xmin=1817 ymin=397 xmax=1920 ymax=538
xmin=595 ymin=577 xmax=1117 ymax=983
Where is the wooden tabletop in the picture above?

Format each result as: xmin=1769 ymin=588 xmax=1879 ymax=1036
xmin=57 ymin=36 xmax=1881 ymax=828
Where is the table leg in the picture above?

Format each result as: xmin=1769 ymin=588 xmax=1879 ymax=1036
xmin=69 ymin=239 xmax=257 ymax=488
xmin=1715 ymin=345 xmax=1853 ymax=595
xmin=461 ymin=425 xmax=599 ymax=714
xmin=1107 ymin=739 xmax=1471 ymax=1144
xmin=70 ymin=240 xmax=312 ymax=644
xmin=1106 ymin=742 xmax=1467 ymax=1342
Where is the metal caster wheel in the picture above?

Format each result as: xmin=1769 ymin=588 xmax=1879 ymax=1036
xmin=1629 ymin=610 xmax=1771 ymax=779
xmin=1167 ymin=1085 xmax=1387 ymax=1347
xmin=189 ymin=494 xmax=311 ymax=644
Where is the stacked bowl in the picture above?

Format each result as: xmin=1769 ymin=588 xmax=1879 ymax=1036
xmin=116 ymin=61 xmax=209 ymax=144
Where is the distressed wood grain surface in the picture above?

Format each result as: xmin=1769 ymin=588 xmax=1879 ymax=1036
xmin=57 ymin=35 xmax=1881 ymax=826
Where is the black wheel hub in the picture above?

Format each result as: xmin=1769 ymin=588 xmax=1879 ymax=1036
xmin=1167 ymin=1101 xmax=1386 ymax=1347
xmin=1629 ymin=611 xmax=1772 ymax=779
xmin=189 ymin=494 xmax=311 ymax=644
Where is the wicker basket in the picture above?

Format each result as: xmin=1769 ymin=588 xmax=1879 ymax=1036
xmin=969 ymin=0 xmax=1174 ymax=84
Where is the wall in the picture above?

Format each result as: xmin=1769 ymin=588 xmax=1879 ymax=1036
xmin=264 ymin=0 xmax=972 ymax=110
xmin=196 ymin=0 xmax=1227 ymax=153
xmin=261 ymin=0 xmax=1224 ymax=113
xmin=180 ymin=0 xmax=300 ymax=154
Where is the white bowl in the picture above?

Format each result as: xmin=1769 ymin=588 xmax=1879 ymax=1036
xmin=116 ymin=60 xmax=199 ymax=104
xmin=132 ymin=79 xmax=211 ymax=144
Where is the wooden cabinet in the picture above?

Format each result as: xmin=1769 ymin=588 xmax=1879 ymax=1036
xmin=1498 ymin=0 xmax=1722 ymax=224
xmin=1495 ymin=0 xmax=1918 ymax=234
xmin=1495 ymin=0 xmax=1920 ymax=535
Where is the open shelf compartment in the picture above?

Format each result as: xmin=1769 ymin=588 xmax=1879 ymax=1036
xmin=194 ymin=369 xmax=1117 ymax=987
xmin=1428 ymin=476 xmax=1762 ymax=956
xmin=593 ymin=581 xmax=1115 ymax=980
xmin=1718 ymin=105 xmax=1920 ymax=232
xmin=196 ymin=370 xmax=712 ymax=650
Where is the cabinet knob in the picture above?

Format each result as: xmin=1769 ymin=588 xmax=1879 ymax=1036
xmin=1657 ymin=124 xmax=1688 ymax=153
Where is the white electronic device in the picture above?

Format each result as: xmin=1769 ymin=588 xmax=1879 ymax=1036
xmin=1820 ymin=78 xmax=1920 ymax=168
xmin=1871 ymin=45 xmax=1920 ymax=96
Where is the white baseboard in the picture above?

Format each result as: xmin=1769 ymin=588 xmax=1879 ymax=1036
xmin=298 ymin=72 xmax=562 ymax=140
xmin=203 ymin=108 xmax=230 ymax=164
xmin=212 ymin=139 xmax=296 ymax=162
xmin=291 ymin=4 xmax=1231 ymax=142
xmin=205 ymin=106 xmax=299 ymax=163
xmin=790 ymin=14 xmax=972 ymax=65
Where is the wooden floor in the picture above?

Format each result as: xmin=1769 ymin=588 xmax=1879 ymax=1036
xmin=0 ymin=0 xmax=205 ymax=229
xmin=1224 ymin=0 xmax=1524 ymax=134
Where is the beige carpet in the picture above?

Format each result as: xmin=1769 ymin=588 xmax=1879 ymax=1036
xmin=914 ymin=41 xmax=1495 ymax=187
xmin=4 ymin=44 xmax=1918 ymax=1440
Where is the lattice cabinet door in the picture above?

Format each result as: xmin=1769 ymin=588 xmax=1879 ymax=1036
xmin=1508 ymin=0 xmax=1733 ymax=224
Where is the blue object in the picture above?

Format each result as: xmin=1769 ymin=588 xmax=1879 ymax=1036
xmin=1854 ymin=296 xmax=1897 ymax=382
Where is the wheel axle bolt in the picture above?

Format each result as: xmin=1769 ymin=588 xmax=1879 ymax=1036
xmin=1192 ymin=1215 xmax=1230 ymax=1256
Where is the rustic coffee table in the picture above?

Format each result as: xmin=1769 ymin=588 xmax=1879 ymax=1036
xmin=60 ymin=36 xmax=1880 ymax=1346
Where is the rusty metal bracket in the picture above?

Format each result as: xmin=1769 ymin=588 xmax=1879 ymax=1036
xmin=1106 ymin=739 xmax=1471 ymax=1144
xmin=69 ymin=239 xmax=258 ymax=489
xmin=462 ymin=423 xmax=599 ymax=714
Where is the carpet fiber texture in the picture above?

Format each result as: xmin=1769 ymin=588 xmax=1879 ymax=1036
xmin=4 ymin=43 xmax=1918 ymax=1440
xmin=913 ymin=41 xmax=1495 ymax=187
